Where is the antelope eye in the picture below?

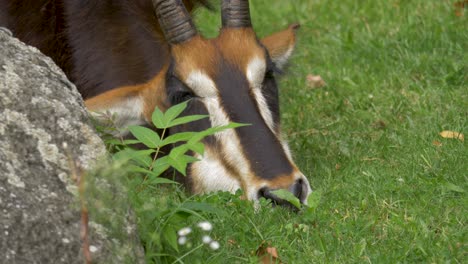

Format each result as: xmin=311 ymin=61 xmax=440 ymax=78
xmin=262 ymin=61 xmax=280 ymax=85
xmin=166 ymin=74 xmax=195 ymax=105
xmin=171 ymin=91 xmax=194 ymax=104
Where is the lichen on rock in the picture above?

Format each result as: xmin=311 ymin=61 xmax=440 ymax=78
xmin=0 ymin=29 xmax=144 ymax=263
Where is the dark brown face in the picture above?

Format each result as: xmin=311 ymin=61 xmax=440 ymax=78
xmin=82 ymin=0 xmax=312 ymax=205
xmin=164 ymin=28 xmax=311 ymax=203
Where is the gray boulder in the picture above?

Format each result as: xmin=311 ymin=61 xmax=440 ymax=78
xmin=0 ymin=28 xmax=144 ymax=263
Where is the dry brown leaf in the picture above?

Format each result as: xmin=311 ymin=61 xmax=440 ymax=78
xmin=306 ymin=74 xmax=326 ymax=89
xmin=256 ymin=242 xmax=282 ymax=264
xmin=454 ymin=1 xmax=467 ymax=17
xmin=439 ymin=130 xmax=464 ymax=142
xmin=372 ymin=120 xmax=387 ymax=130
xmin=432 ymin=140 xmax=443 ymax=147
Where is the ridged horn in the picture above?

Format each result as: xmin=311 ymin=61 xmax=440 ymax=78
xmin=152 ymin=0 xmax=197 ymax=44
xmin=221 ymin=0 xmax=252 ymax=28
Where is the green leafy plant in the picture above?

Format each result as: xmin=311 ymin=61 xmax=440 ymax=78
xmin=110 ymin=101 xmax=247 ymax=187
xmin=98 ymin=101 xmax=248 ymax=262
xmin=271 ymin=189 xmax=322 ymax=216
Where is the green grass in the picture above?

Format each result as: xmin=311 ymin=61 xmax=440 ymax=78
xmin=96 ymin=1 xmax=467 ymax=263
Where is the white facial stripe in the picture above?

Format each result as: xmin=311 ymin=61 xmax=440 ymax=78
xmin=202 ymin=96 xmax=251 ymax=176
xmin=246 ymin=57 xmax=276 ymax=132
xmin=251 ymin=87 xmax=276 ymax=132
xmin=88 ymin=96 xmax=145 ymax=137
xmin=280 ymin=138 xmax=293 ymax=161
xmin=184 ymin=72 xmax=252 ymax=180
xmin=185 ymin=71 xmax=218 ymax=98
xmin=246 ymin=57 xmax=300 ymax=188
xmin=246 ymin=57 xmax=267 ymax=89
xmin=191 ymin=152 xmax=241 ymax=194
xmin=194 ymin=94 xmax=262 ymax=196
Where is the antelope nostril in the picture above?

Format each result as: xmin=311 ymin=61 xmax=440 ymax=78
xmin=289 ymin=179 xmax=308 ymax=202
xmin=257 ymin=187 xmax=300 ymax=211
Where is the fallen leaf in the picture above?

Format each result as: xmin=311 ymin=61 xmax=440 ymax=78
xmin=306 ymin=74 xmax=326 ymax=89
xmin=335 ymin=163 xmax=341 ymax=170
xmin=372 ymin=120 xmax=387 ymax=130
xmin=454 ymin=1 xmax=467 ymax=17
xmin=257 ymin=242 xmax=282 ymax=264
xmin=439 ymin=130 xmax=464 ymax=141
xmin=432 ymin=140 xmax=442 ymax=147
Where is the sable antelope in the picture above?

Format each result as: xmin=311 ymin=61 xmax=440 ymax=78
xmin=0 ymin=0 xmax=312 ymax=205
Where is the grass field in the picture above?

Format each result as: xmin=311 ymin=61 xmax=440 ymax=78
xmin=100 ymin=1 xmax=467 ymax=263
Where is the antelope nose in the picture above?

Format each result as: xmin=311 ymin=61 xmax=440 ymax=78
xmin=258 ymin=179 xmax=308 ymax=211
xmin=288 ymin=178 xmax=309 ymax=202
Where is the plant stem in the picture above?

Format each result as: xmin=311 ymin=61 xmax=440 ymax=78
xmin=140 ymin=127 xmax=167 ymax=187
xmin=171 ymin=244 xmax=204 ymax=264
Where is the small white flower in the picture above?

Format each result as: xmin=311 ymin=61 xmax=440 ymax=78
xmin=177 ymin=227 xmax=192 ymax=236
xmin=89 ymin=245 xmax=98 ymax=253
xmin=202 ymin=235 xmax=212 ymax=244
xmin=209 ymin=241 xmax=220 ymax=250
xmin=197 ymin=221 xmax=213 ymax=231
xmin=178 ymin=236 xmax=187 ymax=245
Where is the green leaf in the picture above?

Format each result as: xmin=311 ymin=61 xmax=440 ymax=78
xmin=306 ymin=190 xmax=322 ymax=211
xmin=130 ymin=150 xmax=155 ymax=168
xmin=165 ymin=154 xmax=198 ymax=176
xmin=181 ymin=154 xmax=199 ymax=163
xmin=162 ymin=226 xmax=178 ymax=252
xmin=127 ymin=165 xmax=154 ymax=175
xmin=112 ymin=149 xmax=132 ymax=163
xmin=167 ymin=114 xmax=208 ymax=128
xmin=187 ymin=122 xmax=250 ymax=144
xmin=114 ymin=149 xmax=155 ymax=167
xmin=121 ymin=139 xmax=142 ymax=145
xmin=181 ymin=202 xmax=224 ymax=215
xmin=106 ymin=138 xmax=141 ymax=146
xmin=188 ymin=142 xmax=205 ymax=155
xmin=105 ymin=138 xmax=124 ymax=146
xmin=164 ymin=101 xmax=188 ymax=124
xmin=153 ymin=155 xmax=169 ymax=167
xmin=271 ymin=189 xmax=302 ymax=209
xmin=160 ymin=132 xmax=197 ymax=146
xmin=167 ymin=155 xmax=188 ymax=176
xmin=444 ymin=182 xmax=464 ymax=193
xmin=150 ymin=164 xmax=171 ymax=178
xmin=128 ymin=126 xmax=161 ymax=148
xmin=147 ymin=177 xmax=179 ymax=185
xmin=151 ymin=107 xmax=166 ymax=128
xmin=169 ymin=145 xmax=190 ymax=160
xmin=151 ymin=156 xmax=171 ymax=177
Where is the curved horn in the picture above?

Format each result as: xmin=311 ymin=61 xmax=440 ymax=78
xmin=221 ymin=0 xmax=252 ymax=28
xmin=152 ymin=0 xmax=197 ymax=44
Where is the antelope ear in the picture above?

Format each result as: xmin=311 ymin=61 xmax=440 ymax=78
xmin=84 ymin=87 xmax=147 ymax=136
xmin=261 ymin=23 xmax=300 ymax=70
xmin=84 ymin=70 xmax=168 ymax=136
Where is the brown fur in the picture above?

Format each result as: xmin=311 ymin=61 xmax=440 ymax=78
xmin=171 ymin=35 xmax=219 ymax=79
xmin=216 ymin=28 xmax=265 ymax=71
xmin=0 ymin=0 xmax=209 ymax=99
xmin=261 ymin=24 xmax=299 ymax=62
xmin=2 ymin=0 xmax=307 ymax=200
xmin=84 ymin=66 xmax=169 ymax=123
